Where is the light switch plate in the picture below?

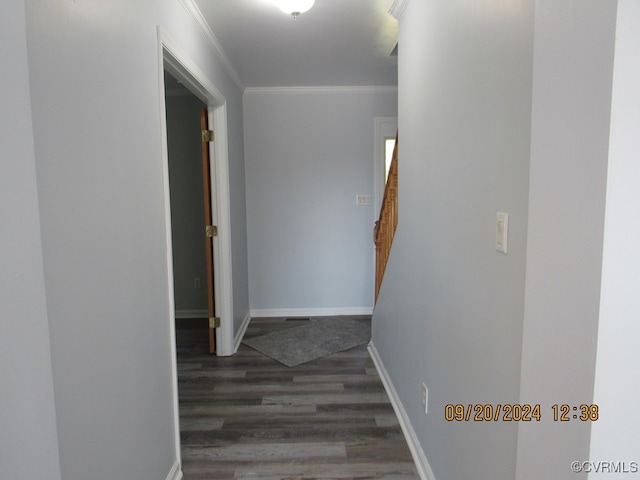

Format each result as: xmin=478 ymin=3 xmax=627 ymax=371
xmin=496 ymin=212 xmax=509 ymax=254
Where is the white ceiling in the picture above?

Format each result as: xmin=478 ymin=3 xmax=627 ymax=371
xmin=192 ymin=0 xmax=398 ymax=88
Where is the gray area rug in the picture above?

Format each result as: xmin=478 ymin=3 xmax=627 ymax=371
xmin=242 ymin=317 xmax=371 ymax=367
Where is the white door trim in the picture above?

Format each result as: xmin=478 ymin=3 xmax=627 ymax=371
xmin=156 ymin=24 xmax=235 ymax=467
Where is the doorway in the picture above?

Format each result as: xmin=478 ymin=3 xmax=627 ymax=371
xmin=164 ymin=74 xmax=214 ymax=351
xmin=158 ymin=27 xmax=234 ymax=357
xmin=164 ymin=73 xmax=209 ymax=319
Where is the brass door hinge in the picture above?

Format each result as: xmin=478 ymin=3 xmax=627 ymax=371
xmin=202 ymin=129 xmax=214 ymax=143
xmin=205 ymin=225 xmax=218 ymax=238
xmin=209 ymin=317 xmax=221 ymax=329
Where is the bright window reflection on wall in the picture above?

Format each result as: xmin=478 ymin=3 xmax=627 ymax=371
xmin=385 ymin=137 xmax=396 ymax=182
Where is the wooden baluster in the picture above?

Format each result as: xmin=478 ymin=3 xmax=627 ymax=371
xmin=374 ymin=133 xmax=399 ymax=302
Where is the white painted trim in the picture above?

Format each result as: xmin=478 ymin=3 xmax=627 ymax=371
xmin=244 ymin=86 xmax=398 ymax=96
xmin=178 ymin=0 xmax=244 ymax=92
xmin=210 ymin=103 xmax=235 ymax=357
xmin=175 ymin=309 xmax=208 ymax=319
xmin=389 ymin=0 xmax=410 ymax=20
xmin=250 ymin=307 xmax=373 ymax=318
xmin=156 ymin=28 xmax=182 ymax=467
xmin=165 ymin=459 xmax=183 ymax=480
xmin=234 ymin=311 xmax=252 ymax=353
xmin=368 ymin=341 xmax=436 ymax=480
xmin=160 ymin=30 xmax=225 ymax=107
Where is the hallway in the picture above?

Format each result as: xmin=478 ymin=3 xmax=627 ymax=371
xmin=176 ymin=317 xmax=420 ymax=479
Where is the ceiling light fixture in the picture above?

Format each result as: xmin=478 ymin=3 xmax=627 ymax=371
xmin=276 ymin=0 xmax=315 ymax=20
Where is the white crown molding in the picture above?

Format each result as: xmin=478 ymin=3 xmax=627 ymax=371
xmin=368 ymin=342 xmax=436 ymax=480
xmin=244 ymin=86 xmax=398 ymax=95
xmin=389 ymin=0 xmax=409 ymax=20
xmin=179 ymin=0 xmax=245 ymax=92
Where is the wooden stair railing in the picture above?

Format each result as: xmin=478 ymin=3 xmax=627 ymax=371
xmin=374 ymin=133 xmax=398 ymax=302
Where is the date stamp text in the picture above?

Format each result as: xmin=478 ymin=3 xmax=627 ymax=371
xmin=444 ymin=404 xmax=599 ymax=422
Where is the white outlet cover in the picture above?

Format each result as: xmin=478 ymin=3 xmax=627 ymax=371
xmin=496 ymin=212 xmax=509 ymax=254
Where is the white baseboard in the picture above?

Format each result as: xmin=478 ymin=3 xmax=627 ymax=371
xmin=368 ymin=342 xmax=436 ymax=480
xmin=234 ymin=310 xmax=252 ymax=353
xmin=249 ymin=307 xmax=373 ymax=318
xmin=175 ymin=309 xmax=207 ymax=319
xmin=165 ymin=459 xmax=182 ymax=480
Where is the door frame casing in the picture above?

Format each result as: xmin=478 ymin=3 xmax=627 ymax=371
xmin=156 ymin=24 xmax=235 ymax=464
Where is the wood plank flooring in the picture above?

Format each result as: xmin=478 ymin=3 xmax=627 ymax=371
xmin=176 ymin=317 xmax=420 ymax=480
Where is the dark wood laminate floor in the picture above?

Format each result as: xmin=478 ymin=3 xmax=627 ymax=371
xmin=176 ymin=317 xmax=420 ymax=480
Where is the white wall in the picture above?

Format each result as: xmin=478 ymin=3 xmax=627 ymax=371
xmin=22 ymin=0 xmax=248 ymax=478
xmin=0 ymin=1 xmax=61 ymax=479
xmin=244 ymin=88 xmax=397 ymax=315
xmin=372 ymin=1 xmax=535 ymax=478
xmin=589 ymin=0 xmax=640 ymax=473
xmin=516 ymin=2 xmax=617 ymax=478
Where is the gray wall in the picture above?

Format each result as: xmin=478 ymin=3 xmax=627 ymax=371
xmin=20 ymin=0 xmax=249 ymax=478
xmin=374 ymin=1 xmax=635 ymax=480
xmin=589 ymin=0 xmax=640 ymax=466
xmin=373 ymin=1 xmax=534 ymax=479
xmin=244 ymin=89 xmax=397 ymax=314
xmin=166 ymin=93 xmax=208 ymax=315
xmin=0 ymin=1 xmax=61 ymax=478
xmin=516 ymin=1 xmax=616 ymax=477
